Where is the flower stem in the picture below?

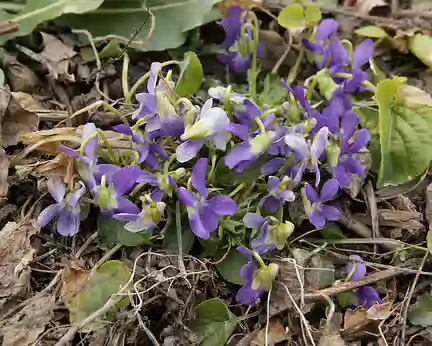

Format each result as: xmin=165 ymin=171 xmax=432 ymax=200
xmin=122 ymin=53 xmax=130 ymax=101
xmin=228 ymin=183 xmax=245 ymax=198
xmin=247 ymin=11 xmax=261 ymax=99
xmin=252 ymin=250 xmax=266 ymax=269
xmin=286 ymin=48 xmax=305 ymax=85
xmin=125 ymin=60 xmax=179 ymax=105
xmin=255 ymin=117 xmax=266 ymax=133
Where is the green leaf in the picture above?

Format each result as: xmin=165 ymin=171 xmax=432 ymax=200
xmin=354 ymin=106 xmax=379 ymax=136
xmin=409 ymin=34 xmax=432 ymax=68
xmin=261 ymin=73 xmax=288 ymax=106
xmin=175 ymin=51 xmax=203 ymax=98
xmin=216 ymin=249 xmax=248 ymax=285
xmin=278 ymin=3 xmax=305 ymax=30
xmin=408 ymin=294 xmax=432 ymax=326
xmin=80 ymin=40 xmax=123 ymax=62
xmin=305 ymin=4 xmax=321 ymax=24
xmin=191 ymin=298 xmax=239 ymax=346
xmin=0 ymin=0 xmax=104 ymax=45
xmin=355 ymin=25 xmax=388 ymax=38
xmin=70 ymin=260 xmax=131 ymax=330
xmin=321 ymin=223 xmax=346 ymax=240
xmin=58 ymin=0 xmax=221 ymax=52
xmin=97 ymin=215 xmax=151 ymax=247
xmin=376 ymin=78 xmax=432 ymax=186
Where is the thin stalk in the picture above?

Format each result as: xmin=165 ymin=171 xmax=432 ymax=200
xmin=286 ymin=48 xmax=305 ymax=85
xmin=122 ymin=53 xmax=130 ymax=101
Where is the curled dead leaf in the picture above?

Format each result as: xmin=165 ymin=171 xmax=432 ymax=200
xmin=0 ymin=221 xmax=39 ymax=309
xmin=1 ymin=295 xmax=55 ymax=346
xmin=61 ymin=262 xmax=91 ymax=309
xmin=251 ymin=318 xmax=290 ymax=346
xmin=219 ymin=0 xmax=263 ymax=14
xmin=40 ymin=33 xmax=76 ymax=82
xmin=0 ymin=86 xmax=39 ymax=148
xmin=319 ymin=312 xmax=346 ymax=346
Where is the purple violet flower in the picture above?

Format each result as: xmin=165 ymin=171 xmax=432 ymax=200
xmin=92 ymin=166 xmax=142 ymax=217
xmin=113 ymin=199 xmax=166 ymax=233
xmin=236 ymin=246 xmax=267 ymax=305
xmin=37 ymin=179 xmax=85 ymax=236
xmin=60 ymin=123 xmax=119 ymax=190
xmin=177 ymin=99 xmax=231 ymax=163
xmin=132 ymin=62 xmax=184 ymax=138
xmin=113 ymin=124 xmax=169 ymax=170
xmin=245 ymin=213 xmax=295 ymax=252
xmin=315 ymin=89 xmax=359 ymax=140
xmin=304 ymin=178 xmax=340 ymax=229
xmin=284 ymin=126 xmax=329 ymax=186
xmin=342 ymin=40 xmax=375 ymax=94
xmin=170 ymin=158 xmax=238 ymax=240
xmin=218 ymin=6 xmax=264 ymax=72
xmin=302 ymin=19 xmax=349 ymax=74
xmin=346 ymin=255 xmax=382 ymax=308
xmin=259 ymin=176 xmax=295 ymax=214
xmin=332 ymin=129 xmax=371 ymax=188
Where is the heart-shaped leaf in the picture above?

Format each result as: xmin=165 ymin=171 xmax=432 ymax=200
xmin=97 ymin=215 xmax=151 ymax=247
xmin=376 ymin=78 xmax=432 ymax=187
xmin=278 ymin=3 xmax=304 ymax=30
xmin=408 ymin=294 xmax=432 ymax=326
xmin=191 ymin=298 xmax=239 ymax=346
xmin=66 ymin=260 xmax=131 ymax=330
xmin=175 ymin=51 xmax=203 ymax=98
xmin=0 ymin=0 xmax=105 ymax=45
xmin=408 ymin=34 xmax=432 ymax=68
xmin=216 ymin=249 xmax=248 ymax=285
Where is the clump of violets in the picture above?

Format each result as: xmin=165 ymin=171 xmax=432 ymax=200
xmin=35 ymin=5 xmax=378 ymax=310
xmin=346 ymin=255 xmax=382 ymax=308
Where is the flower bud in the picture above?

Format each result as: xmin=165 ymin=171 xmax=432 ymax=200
xmin=268 ymin=221 xmax=295 ymax=250
xmin=326 ymin=141 xmax=341 ymax=168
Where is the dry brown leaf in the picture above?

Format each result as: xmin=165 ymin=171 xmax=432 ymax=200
xmin=343 ymin=308 xmax=369 ymax=330
xmin=0 ymin=147 xmax=9 ymax=198
xmin=219 ymin=0 xmax=262 ymax=14
xmin=346 ymin=0 xmax=388 ymax=14
xmin=319 ymin=313 xmax=346 ymax=346
xmin=251 ymin=318 xmax=290 ymax=346
xmin=0 ymin=86 xmax=39 ymax=148
xmin=15 ymin=152 xmax=74 ymax=182
xmin=366 ymin=298 xmax=393 ymax=320
xmin=270 ymin=249 xmax=308 ymax=316
xmin=0 ymin=48 xmax=41 ymax=93
xmin=1 ymin=294 xmax=55 ymax=346
xmin=10 ymin=92 xmax=44 ymax=112
xmin=61 ymin=262 xmax=91 ymax=309
xmin=40 ymin=33 xmax=76 ymax=82
xmin=0 ymin=221 xmax=39 ymax=309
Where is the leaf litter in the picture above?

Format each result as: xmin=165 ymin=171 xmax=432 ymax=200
xmin=1 ymin=0 xmax=432 ymax=345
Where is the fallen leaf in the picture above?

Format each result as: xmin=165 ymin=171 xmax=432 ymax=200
xmin=251 ymin=318 xmax=290 ymax=345
xmin=0 ymin=86 xmax=39 ymax=148
xmin=270 ymin=249 xmax=308 ymax=316
xmin=0 ymin=221 xmax=39 ymax=309
xmin=343 ymin=308 xmax=369 ymax=330
xmin=319 ymin=313 xmax=346 ymax=346
xmin=219 ymin=0 xmax=262 ymax=14
xmin=10 ymin=91 xmax=44 ymax=112
xmin=0 ymin=48 xmax=41 ymax=93
xmin=367 ymin=299 xmax=393 ymax=320
xmin=40 ymin=33 xmax=76 ymax=82
xmin=1 ymin=295 xmax=55 ymax=346
xmin=346 ymin=0 xmax=388 ymax=14
xmin=0 ymin=147 xmax=9 ymax=198
xmin=61 ymin=262 xmax=91 ymax=309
